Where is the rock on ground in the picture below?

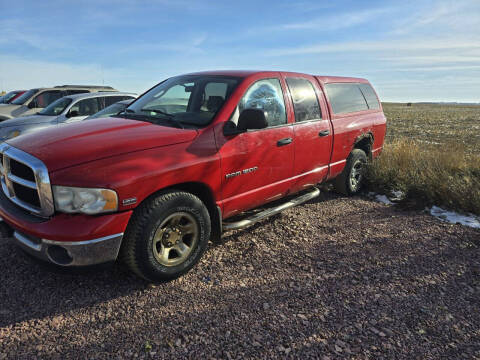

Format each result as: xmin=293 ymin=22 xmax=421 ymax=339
xmin=0 ymin=192 xmax=479 ymax=359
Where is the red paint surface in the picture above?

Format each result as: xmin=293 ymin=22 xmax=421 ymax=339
xmin=2 ymin=210 xmax=132 ymax=242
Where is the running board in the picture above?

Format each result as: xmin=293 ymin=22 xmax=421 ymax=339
xmin=223 ymin=187 xmax=320 ymax=231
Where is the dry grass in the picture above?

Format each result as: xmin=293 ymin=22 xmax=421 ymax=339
xmin=367 ymin=103 xmax=480 ymax=215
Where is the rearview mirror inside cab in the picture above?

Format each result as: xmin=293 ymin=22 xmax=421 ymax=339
xmin=223 ymin=109 xmax=268 ymax=136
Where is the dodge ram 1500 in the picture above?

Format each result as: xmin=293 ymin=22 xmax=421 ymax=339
xmin=0 ymin=71 xmax=386 ymax=281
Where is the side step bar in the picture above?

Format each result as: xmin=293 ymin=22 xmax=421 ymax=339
xmin=223 ymin=187 xmax=320 ymax=231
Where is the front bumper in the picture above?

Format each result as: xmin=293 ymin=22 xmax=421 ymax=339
xmin=0 ymin=188 xmax=133 ymax=266
xmin=13 ymin=230 xmax=123 ymax=266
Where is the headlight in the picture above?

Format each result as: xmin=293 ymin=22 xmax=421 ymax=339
xmin=0 ymin=129 xmax=21 ymax=141
xmin=53 ymin=186 xmax=118 ymax=214
xmin=7 ymin=130 xmax=21 ymax=139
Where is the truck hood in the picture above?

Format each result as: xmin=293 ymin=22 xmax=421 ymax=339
xmin=0 ymin=114 xmax=54 ymax=128
xmin=6 ymin=117 xmax=198 ymax=172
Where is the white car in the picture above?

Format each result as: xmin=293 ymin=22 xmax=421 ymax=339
xmin=0 ymin=92 xmax=136 ymax=141
xmin=0 ymin=85 xmax=117 ymax=120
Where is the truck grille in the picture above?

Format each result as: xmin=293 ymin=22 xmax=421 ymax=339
xmin=0 ymin=144 xmax=54 ymax=217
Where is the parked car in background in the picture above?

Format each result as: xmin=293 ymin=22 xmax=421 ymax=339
xmin=0 ymin=85 xmax=117 ymax=121
xmin=0 ymin=90 xmax=26 ymax=104
xmin=0 ymin=70 xmax=385 ymax=282
xmin=0 ymin=92 xmax=136 ymax=141
xmin=85 ymin=99 xmax=136 ymax=120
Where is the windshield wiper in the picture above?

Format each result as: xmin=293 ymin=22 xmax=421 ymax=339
xmin=119 ymin=111 xmax=184 ymax=129
xmin=158 ymin=117 xmax=184 ymax=129
xmin=141 ymin=108 xmax=174 ymax=118
xmin=140 ymin=108 xmax=184 ymax=128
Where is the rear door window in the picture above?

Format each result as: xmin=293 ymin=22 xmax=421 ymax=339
xmin=358 ymin=83 xmax=380 ymax=110
xmin=97 ymin=97 xmax=105 ymax=110
xmin=104 ymin=96 xmax=132 ymax=107
xmin=286 ymin=78 xmax=321 ymax=122
xmin=324 ymin=83 xmax=368 ymax=115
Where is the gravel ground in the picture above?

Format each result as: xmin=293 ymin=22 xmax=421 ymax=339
xmin=1 ymin=192 xmax=479 ymax=359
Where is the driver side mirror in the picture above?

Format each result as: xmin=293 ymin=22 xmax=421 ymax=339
xmin=223 ymin=109 xmax=268 ymax=136
xmin=27 ymin=100 xmax=37 ymax=109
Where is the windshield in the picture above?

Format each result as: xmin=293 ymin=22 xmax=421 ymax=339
xmin=0 ymin=91 xmax=18 ymax=104
xmin=125 ymin=75 xmax=240 ymax=127
xmin=86 ymin=102 xmax=128 ymax=120
xmin=11 ymin=89 xmax=38 ymax=105
xmin=38 ymin=97 xmax=72 ymax=116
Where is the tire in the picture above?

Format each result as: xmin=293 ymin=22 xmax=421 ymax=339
xmin=120 ymin=191 xmax=211 ymax=282
xmin=334 ymin=149 xmax=367 ymax=195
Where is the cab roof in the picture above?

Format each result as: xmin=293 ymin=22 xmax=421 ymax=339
xmin=184 ymin=70 xmax=369 ymax=84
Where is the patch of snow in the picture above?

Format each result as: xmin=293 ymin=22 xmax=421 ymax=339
xmin=391 ymin=190 xmax=405 ymax=201
xmin=368 ymin=192 xmax=394 ymax=205
xmin=374 ymin=194 xmax=393 ymax=205
xmin=367 ymin=192 xmax=480 ymax=229
xmin=430 ymin=206 xmax=480 ymax=229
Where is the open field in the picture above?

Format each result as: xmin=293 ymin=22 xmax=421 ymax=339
xmin=382 ymin=103 xmax=480 ymax=155
xmin=368 ymin=103 xmax=480 ymax=215
xmin=1 ymin=192 xmax=479 ymax=359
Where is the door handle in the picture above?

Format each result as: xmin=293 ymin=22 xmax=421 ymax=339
xmin=318 ymin=129 xmax=330 ymax=137
xmin=277 ymin=137 xmax=293 ymax=146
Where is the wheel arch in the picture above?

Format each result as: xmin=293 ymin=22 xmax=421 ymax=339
xmin=136 ymin=181 xmax=221 ymax=243
xmin=353 ymin=132 xmax=374 ymax=160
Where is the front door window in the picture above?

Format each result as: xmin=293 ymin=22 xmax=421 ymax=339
xmin=231 ymin=78 xmax=287 ymax=127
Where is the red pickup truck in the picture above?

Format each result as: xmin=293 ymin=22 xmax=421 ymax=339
xmin=0 ymin=71 xmax=386 ymax=281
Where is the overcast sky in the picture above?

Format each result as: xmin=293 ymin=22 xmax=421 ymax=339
xmin=1 ymin=0 xmax=479 ymax=102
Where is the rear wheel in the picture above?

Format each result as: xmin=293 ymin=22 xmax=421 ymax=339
xmin=121 ymin=191 xmax=210 ymax=282
xmin=334 ymin=149 xmax=367 ymax=195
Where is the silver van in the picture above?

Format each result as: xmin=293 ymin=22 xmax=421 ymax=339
xmin=0 ymin=92 xmax=136 ymax=141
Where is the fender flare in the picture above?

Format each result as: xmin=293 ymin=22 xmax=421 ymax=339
xmin=353 ymin=132 xmax=374 ymax=159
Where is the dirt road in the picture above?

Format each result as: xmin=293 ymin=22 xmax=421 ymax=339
xmin=1 ymin=193 xmax=479 ymax=359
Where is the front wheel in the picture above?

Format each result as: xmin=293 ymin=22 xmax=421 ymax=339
xmin=334 ymin=149 xmax=367 ymax=195
xmin=121 ymin=191 xmax=211 ymax=282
